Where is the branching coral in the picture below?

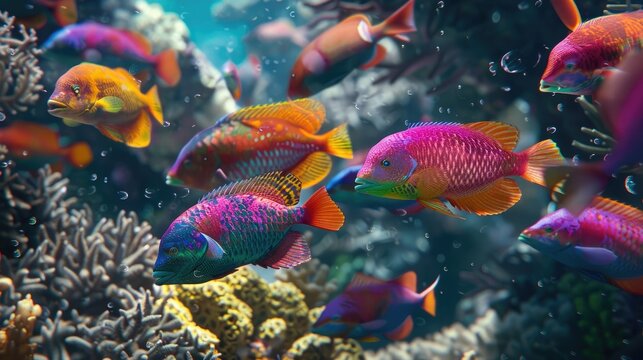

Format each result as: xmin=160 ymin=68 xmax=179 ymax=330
xmin=0 ymin=11 xmax=44 ymax=115
xmin=276 ymin=259 xmax=337 ymax=308
xmin=365 ymin=310 xmax=500 ymax=360
xmin=0 ymin=294 xmax=41 ymax=359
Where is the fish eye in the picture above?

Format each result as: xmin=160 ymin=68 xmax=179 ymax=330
xmin=168 ymin=246 xmax=179 ymax=256
xmin=545 ymin=227 xmax=554 ymax=233
xmin=71 ymin=84 xmax=80 ymax=96
xmin=380 ymin=159 xmax=391 ymax=167
xmin=565 ymin=62 xmax=575 ymax=70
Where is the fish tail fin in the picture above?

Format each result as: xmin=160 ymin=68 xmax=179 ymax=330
xmin=374 ymin=0 xmax=416 ymax=38
xmin=419 ymin=275 xmax=439 ymax=316
xmin=545 ymin=164 xmax=610 ymax=215
xmin=324 ymin=124 xmax=353 ymax=159
xmin=155 ymin=49 xmax=181 ymax=86
xmin=145 ymin=85 xmax=164 ymax=125
xmin=302 ymin=187 xmax=344 ymax=231
xmin=66 ymin=142 xmax=93 ymax=168
xmin=520 ymin=139 xmax=565 ymax=186
xmin=611 ymin=276 xmax=643 ymax=296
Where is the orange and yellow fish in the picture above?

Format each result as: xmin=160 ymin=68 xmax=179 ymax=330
xmin=2 ymin=0 xmax=77 ymax=29
xmin=47 ymin=62 xmax=164 ymax=148
xmin=287 ymin=0 xmax=416 ymax=98
xmin=0 ymin=121 xmax=92 ymax=169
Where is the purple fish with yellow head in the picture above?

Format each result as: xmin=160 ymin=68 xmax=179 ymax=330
xmin=153 ymin=172 xmax=344 ymax=285
xmin=520 ymin=196 xmax=643 ymax=296
xmin=312 ymin=271 xmax=439 ymax=342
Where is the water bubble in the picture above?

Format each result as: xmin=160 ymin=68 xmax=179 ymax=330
xmin=437 ymin=1 xmax=445 ymax=9
xmin=501 ymin=51 xmax=526 ymax=73
xmin=435 ymin=46 xmax=440 ymax=52
xmin=100 ymin=150 xmax=109 ymax=157
xmin=103 ymin=176 xmax=108 ymax=184
xmin=87 ymin=186 xmax=96 ymax=195
xmin=535 ymin=0 xmax=543 ymax=7
xmin=548 ymin=312 xmax=554 ymax=318
xmin=289 ymin=10 xmax=295 ymax=17
xmin=13 ymin=249 xmax=21 ymax=258
xmin=193 ymin=270 xmax=205 ymax=278
xmin=27 ymin=217 xmax=37 ymax=225
xmin=366 ymin=242 xmax=373 ymax=251
xmin=572 ymin=154 xmax=580 ymax=165
xmin=117 ymin=191 xmax=129 ymax=200
xmin=163 ymin=121 xmax=171 ymax=128
xmin=546 ymin=126 xmax=557 ymax=134
xmin=175 ymin=187 xmax=190 ymax=198
xmin=407 ymin=89 xmax=413 ymax=95
xmin=537 ymin=280 xmax=544 ymax=287
xmin=452 ymin=241 xmax=462 ymax=249
xmin=492 ymin=11 xmax=501 ymax=23
xmin=518 ymin=1 xmax=529 ymax=10
xmin=501 ymin=86 xmax=511 ymax=92
xmin=424 ymin=233 xmax=430 ymax=239
xmin=625 ymin=175 xmax=637 ymax=194
xmin=436 ymin=253 xmax=446 ymax=263
xmin=457 ymin=84 xmax=462 ymax=90
xmin=10 ymin=239 xmax=19 ymax=247
xmin=118 ymin=264 xmax=129 ymax=273
xmin=438 ymin=106 xmax=444 ymax=113
xmin=556 ymin=103 xmax=564 ymax=112
xmin=90 ymin=173 xmax=98 ymax=181
xmin=0 ymin=161 xmax=8 ymax=168
xmin=107 ymin=302 xmax=114 ymax=309
xmin=157 ymin=201 xmax=163 ymax=208
xmin=488 ymin=62 xmax=497 ymax=76
xmin=184 ymin=96 xmax=191 ymax=103
xmin=443 ymin=266 xmax=448 ymax=272
xmin=0 ymin=112 xmax=5 ymax=122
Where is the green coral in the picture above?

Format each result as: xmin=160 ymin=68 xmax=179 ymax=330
xmin=558 ymin=273 xmax=630 ymax=360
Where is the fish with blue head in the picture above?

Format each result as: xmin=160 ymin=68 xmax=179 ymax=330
xmin=153 ymin=172 xmax=344 ymax=285
xmin=312 ymin=271 xmax=439 ymax=342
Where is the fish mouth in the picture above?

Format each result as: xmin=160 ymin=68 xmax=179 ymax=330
xmin=153 ymin=270 xmax=177 ymax=285
xmin=539 ymin=79 xmax=592 ymax=95
xmin=165 ymin=175 xmax=183 ymax=186
xmin=47 ymin=99 xmax=69 ymax=112
xmin=354 ymin=177 xmax=378 ymax=192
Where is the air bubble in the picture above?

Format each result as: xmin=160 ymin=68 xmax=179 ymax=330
xmin=546 ymin=127 xmax=556 ymax=134
xmin=117 ymin=191 xmax=129 ymax=200
xmin=535 ymin=0 xmax=543 ymax=7
xmin=625 ymin=175 xmax=637 ymax=194
xmin=556 ymin=103 xmax=564 ymax=112
xmin=518 ymin=1 xmax=529 ymax=10
xmin=90 ymin=173 xmax=98 ymax=181
xmin=0 ymin=112 xmax=5 ymax=121
xmin=163 ymin=121 xmax=171 ymax=128
xmin=437 ymin=1 xmax=445 ymax=9
xmin=501 ymin=51 xmax=526 ymax=73
xmin=488 ymin=62 xmax=498 ymax=76
xmin=28 ymin=217 xmax=37 ymax=225
xmin=501 ymin=86 xmax=511 ymax=92
xmin=537 ymin=280 xmax=544 ymax=287
xmin=492 ymin=11 xmax=501 ymax=23
xmin=100 ymin=150 xmax=109 ymax=157
xmin=452 ymin=241 xmax=462 ymax=249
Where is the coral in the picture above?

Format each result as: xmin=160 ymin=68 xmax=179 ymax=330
xmin=164 ymin=281 xmax=253 ymax=358
xmin=284 ymin=334 xmax=333 ymax=360
xmin=365 ymin=310 xmax=500 ymax=360
xmin=307 ymin=306 xmax=324 ymax=327
xmin=0 ymin=12 xmax=44 ymax=115
xmin=257 ymin=317 xmax=288 ymax=354
xmin=276 ymin=259 xmax=337 ymax=308
xmin=220 ymin=266 xmax=271 ymax=323
xmin=266 ymin=281 xmax=310 ymax=346
xmin=0 ymin=294 xmax=41 ymax=360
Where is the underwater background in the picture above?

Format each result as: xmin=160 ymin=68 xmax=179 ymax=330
xmin=0 ymin=0 xmax=641 ymax=359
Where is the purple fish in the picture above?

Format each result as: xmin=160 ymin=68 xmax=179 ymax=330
xmin=312 ymin=271 xmax=439 ymax=342
xmin=153 ymin=172 xmax=344 ymax=285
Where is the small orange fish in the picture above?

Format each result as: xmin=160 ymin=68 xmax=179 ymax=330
xmin=0 ymin=121 xmax=92 ymax=168
xmin=47 ymin=63 xmax=164 ymax=148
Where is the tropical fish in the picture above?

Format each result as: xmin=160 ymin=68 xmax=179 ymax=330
xmin=312 ymin=271 xmax=439 ymax=342
xmin=519 ymin=196 xmax=643 ymax=295
xmin=327 ymin=165 xmax=422 ymax=216
xmin=222 ymin=60 xmax=242 ymax=100
xmin=43 ymin=22 xmax=181 ymax=86
xmin=166 ymin=99 xmax=353 ymax=191
xmin=47 ymin=62 xmax=164 ymax=148
xmin=1 ymin=0 xmax=77 ymax=29
xmin=0 ymin=121 xmax=92 ymax=168
xmin=153 ymin=172 xmax=344 ymax=285
xmin=545 ymin=51 xmax=643 ymax=214
xmin=287 ymin=0 xmax=416 ymax=98
xmin=539 ymin=10 xmax=643 ymax=95
xmin=355 ymin=122 xmax=565 ymax=218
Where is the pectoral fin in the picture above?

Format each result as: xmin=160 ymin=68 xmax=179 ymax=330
xmin=575 ymin=246 xmax=617 ymax=266
xmin=418 ymin=198 xmax=464 ymax=219
xmin=386 ymin=316 xmax=413 ymax=341
xmin=448 ymin=178 xmax=522 ymax=216
xmin=96 ymin=96 xmax=124 ymax=113
xmin=360 ymin=45 xmax=387 ymax=70
xmin=95 ymin=111 xmax=151 ymax=148
xmin=63 ymin=118 xmax=81 ymax=127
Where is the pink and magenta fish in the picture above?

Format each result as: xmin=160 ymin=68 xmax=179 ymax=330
xmin=313 ymin=271 xmax=439 ymax=342
xmin=43 ymin=22 xmax=181 ymax=86
xmin=356 ymin=121 xmax=564 ymax=218
xmin=153 ymin=172 xmax=344 ymax=285
xmin=539 ymin=6 xmax=643 ymax=95
xmin=520 ymin=196 xmax=643 ymax=296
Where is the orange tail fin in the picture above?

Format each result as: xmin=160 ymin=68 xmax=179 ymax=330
xmin=420 ymin=275 xmax=439 ymax=316
xmin=374 ymin=0 xmax=416 ymax=38
xmin=145 ymin=85 xmax=164 ymax=125
xmin=302 ymin=187 xmax=344 ymax=231
xmin=551 ymin=0 xmax=582 ymax=31
xmin=325 ymin=124 xmax=353 ymax=159
xmin=155 ymin=49 xmax=181 ymax=86
xmin=611 ymin=276 xmax=643 ymax=296
xmin=66 ymin=142 xmax=93 ymax=168
xmin=520 ymin=139 xmax=565 ymax=186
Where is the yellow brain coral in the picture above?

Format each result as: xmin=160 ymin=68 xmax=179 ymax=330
xmin=267 ymin=281 xmax=310 ymax=346
xmin=220 ymin=266 xmax=271 ymax=323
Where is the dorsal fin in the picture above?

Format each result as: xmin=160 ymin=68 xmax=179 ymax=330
xmin=464 ymin=121 xmax=519 ymax=151
xmin=200 ymin=172 xmax=302 ymax=206
xmin=120 ymin=29 xmax=153 ymax=54
xmin=591 ymin=196 xmax=642 ymax=225
xmin=389 ymin=271 xmax=416 ymax=292
xmin=113 ymin=67 xmax=140 ymax=87
xmin=226 ymin=99 xmax=326 ymax=133
xmin=347 ymin=273 xmax=385 ymax=290
xmin=406 ymin=121 xmax=460 ymax=129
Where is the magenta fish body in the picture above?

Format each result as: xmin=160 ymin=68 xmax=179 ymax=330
xmin=540 ymin=11 xmax=643 ymax=95
xmin=153 ymin=172 xmax=344 ymax=285
xmin=355 ymin=121 xmax=563 ymax=217
xmin=520 ymin=197 xmax=643 ymax=295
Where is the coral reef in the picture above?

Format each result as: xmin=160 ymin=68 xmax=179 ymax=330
xmin=0 ymin=12 xmax=44 ymax=115
xmin=276 ymin=258 xmax=337 ymax=308
xmin=365 ymin=310 xmax=500 ymax=360
xmin=0 ymin=293 xmax=41 ymax=359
